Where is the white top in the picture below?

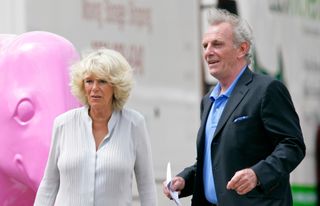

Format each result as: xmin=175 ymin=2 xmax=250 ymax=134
xmin=34 ymin=106 xmax=157 ymax=206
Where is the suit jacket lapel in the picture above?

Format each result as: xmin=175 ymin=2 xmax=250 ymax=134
xmin=197 ymin=95 xmax=213 ymax=155
xmin=213 ymin=68 xmax=253 ymax=139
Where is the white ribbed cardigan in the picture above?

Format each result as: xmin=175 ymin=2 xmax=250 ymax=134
xmin=34 ymin=106 xmax=157 ymax=206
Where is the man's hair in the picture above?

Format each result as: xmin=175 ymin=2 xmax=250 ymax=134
xmin=207 ymin=8 xmax=254 ymax=64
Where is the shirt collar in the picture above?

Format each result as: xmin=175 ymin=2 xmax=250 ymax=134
xmin=210 ymin=65 xmax=247 ymax=101
xmin=83 ymin=105 xmax=120 ymax=133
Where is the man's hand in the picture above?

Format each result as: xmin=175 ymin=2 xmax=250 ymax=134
xmin=226 ymin=168 xmax=259 ymax=195
xmin=162 ymin=176 xmax=185 ymax=199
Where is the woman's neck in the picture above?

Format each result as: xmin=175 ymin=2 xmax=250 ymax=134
xmin=89 ymin=106 xmax=112 ymax=123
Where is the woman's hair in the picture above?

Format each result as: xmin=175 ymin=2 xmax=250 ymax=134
xmin=207 ymin=8 xmax=254 ymax=64
xmin=70 ymin=48 xmax=133 ymax=110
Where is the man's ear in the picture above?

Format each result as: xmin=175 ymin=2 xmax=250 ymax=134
xmin=237 ymin=41 xmax=250 ymax=59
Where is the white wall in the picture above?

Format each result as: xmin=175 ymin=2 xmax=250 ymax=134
xmin=0 ymin=0 xmax=27 ymax=34
xmin=0 ymin=0 xmax=203 ymax=205
xmin=238 ymin=0 xmax=320 ymax=186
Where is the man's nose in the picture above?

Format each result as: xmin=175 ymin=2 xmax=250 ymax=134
xmin=205 ymin=45 xmax=214 ymax=55
xmin=204 ymin=47 xmax=213 ymax=60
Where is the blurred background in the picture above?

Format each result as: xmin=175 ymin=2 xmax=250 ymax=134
xmin=1 ymin=0 xmax=319 ymax=205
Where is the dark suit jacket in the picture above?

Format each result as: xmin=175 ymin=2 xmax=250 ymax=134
xmin=178 ymin=68 xmax=306 ymax=206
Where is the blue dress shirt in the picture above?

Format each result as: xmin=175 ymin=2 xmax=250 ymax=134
xmin=203 ymin=66 xmax=247 ymax=204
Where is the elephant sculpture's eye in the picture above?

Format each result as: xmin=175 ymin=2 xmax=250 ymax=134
xmin=14 ymin=99 xmax=35 ymax=125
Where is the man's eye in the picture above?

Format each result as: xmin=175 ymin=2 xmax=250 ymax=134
xmin=213 ymin=42 xmax=223 ymax=47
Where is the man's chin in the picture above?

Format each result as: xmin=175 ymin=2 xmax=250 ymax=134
xmin=208 ymin=68 xmax=218 ymax=76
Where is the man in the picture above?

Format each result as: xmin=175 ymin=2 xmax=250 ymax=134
xmin=163 ymin=8 xmax=305 ymax=206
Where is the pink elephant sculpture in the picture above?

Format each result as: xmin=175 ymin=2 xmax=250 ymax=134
xmin=0 ymin=34 xmax=17 ymax=54
xmin=0 ymin=31 xmax=80 ymax=205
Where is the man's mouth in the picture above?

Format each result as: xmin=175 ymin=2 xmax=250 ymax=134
xmin=207 ymin=59 xmax=219 ymax=66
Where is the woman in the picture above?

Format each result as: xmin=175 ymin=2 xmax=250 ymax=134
xmin=34 ymin=49 xmax=157 ymax=206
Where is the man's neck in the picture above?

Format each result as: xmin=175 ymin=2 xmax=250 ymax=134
xmin=219 ymin=64 xmax=247 ymax=92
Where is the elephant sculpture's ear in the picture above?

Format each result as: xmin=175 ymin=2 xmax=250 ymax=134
xmin=0 ymin=31 xmax=80 ymax=205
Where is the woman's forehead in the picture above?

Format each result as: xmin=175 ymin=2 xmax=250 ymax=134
xmin=84 ymin=72 xmax=103 ymax=79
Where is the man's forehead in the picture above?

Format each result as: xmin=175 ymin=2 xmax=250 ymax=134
xmin=207 ymin=22 xmax=232 ymax=33
xmin=202 ymin=23 xmax=233 ymax=40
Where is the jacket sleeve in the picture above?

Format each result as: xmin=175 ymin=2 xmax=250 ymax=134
xmin=177 ymin=95 xmax=208 ymax=198
xmin=251 ymin=80 xmax=306 ymax=193
xmin=177 ymin=162 xmax=197 ymax=197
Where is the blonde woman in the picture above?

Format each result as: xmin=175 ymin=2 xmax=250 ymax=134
xmin=35 ymin=49 xmax=157 ymax=206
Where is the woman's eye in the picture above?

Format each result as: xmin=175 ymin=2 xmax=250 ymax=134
xmin=84 ymin=79 xmax=93 ymax=84
xmin=99 ymin=80 xmax=108 ymax=84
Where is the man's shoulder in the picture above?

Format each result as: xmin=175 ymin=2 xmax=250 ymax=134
xmin=251 ymin=71 xmax=277 ymax=86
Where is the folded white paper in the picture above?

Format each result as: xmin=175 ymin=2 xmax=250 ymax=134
xmin=166 ymin=162 xmax=181 ymax=206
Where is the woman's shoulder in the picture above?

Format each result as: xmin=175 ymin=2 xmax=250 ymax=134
xmin=54 ymin=106 xmax=86 ymax=126
xmin=121 ymin=107 xmax=145 ymax=125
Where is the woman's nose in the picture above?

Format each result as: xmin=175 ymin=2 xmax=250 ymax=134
xmin=92 ymin=81 xmax=99 ymax=90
